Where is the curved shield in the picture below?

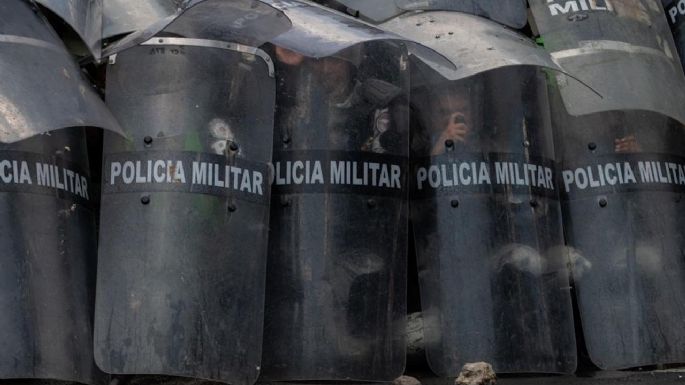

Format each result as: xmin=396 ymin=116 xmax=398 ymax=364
xmin=260 ymin=36 xmax=409 ymax=381
xmin=663 ymin=0 xmax=685 ymax=67
xmin=35 ymin=0 xmax=103 ymax=59
xmin=550 ymin=90 xmax=685 ymax=368
xmin=103 ymin=0 xmax=292 ymax=57
xmin=103 ymin=0 xmax=181 ymax=40
xmin=94 ymin=39 xmax=275 ymax=385
xmin=409 ymin=63 xmax=576 ymax=376
xmin=395 ymin=0 xmax=528 ymax=29
xmin=321 ymin=0 xmax=527 ymax=28
xmin=380 ymin=11 xmax=565 ymax=81
xmin=0 ymin=0 xmax=124 ymax=143
xmin=529 ymin=0 xmax=685 ymax=125
xmin=0 ymin=129 xmax=101 ymax=384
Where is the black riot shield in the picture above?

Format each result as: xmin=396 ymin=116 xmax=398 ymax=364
xmin=529 ymin=0 xmax=685 ymax=124
xmin=663 ymin=0 xmax=685 ymax=67
xmin=94 ymin=3 xmax=281 ymax=383
xmin=259 ymin=3 xmax=409 ymax=380
xmin=550 ymin=94 xmax=685 ymax=369
xmin=409 ymin=63 xmax=576 ymax=376
xmin=0 ymin=1 xmax=122 ymax=383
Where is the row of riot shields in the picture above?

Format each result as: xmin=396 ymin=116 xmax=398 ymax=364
xmin=3 ymin=0 xmax=685 ymax=384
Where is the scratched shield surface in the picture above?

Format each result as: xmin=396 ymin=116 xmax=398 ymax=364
xmin=409 ymin=63 xmax=576 ymax=376
xmin=94 ymin=43 xmax=275 ymax=384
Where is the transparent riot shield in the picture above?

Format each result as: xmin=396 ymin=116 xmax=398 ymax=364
xmin=103 ymin=0 xmax=180 ymax=40
xmin=94 ymin=39 xmax=275 ymax=385
xmin=35 ymin=0 xmax=103 ymax=58
xmin=663 ymin=0 xmax=685 ymax=68
xmin=0 ymin=1 xmax=121 ymax=383
xmin=529 ymin=0 xmax=685 ymax=125
xmin=260 ymin=39 xmax=409 ymax=382
xmin=550 ymin=92 xmax=685 ymax=368
xmin=409 ymin=63 xmax=576 ymax=376
xmin=103 ymin=0 xmax=292 ymax=57
xmin=380 ymin=11 xmax=565 ymax=81
xmin=0 ymin=0 xmax=124 ymax=143
xmin=320 ymin=0 xmax=527 ymax=28
xmin=0 ymin=130 xmax=101 ymax=385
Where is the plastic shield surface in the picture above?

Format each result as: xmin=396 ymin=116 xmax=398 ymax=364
xmin=410 ymin=64 xmax=576 ymax=376
xmin=103 ymin=0 xmax=181 ymax=40
xmin=394 ymin=0 xmax=528 ymax=29
xmin=264 ymin=0 xmax=402 ymax=58
xmin=103 ymin=0 xmax=291 ymax=56
xmin=260 ymin=40 xmax=409 ymax=382
xmin=551 ymin=96 xmax=685 ymax=369
xmin=35 ymin=0 xmax=103 ymax=58
xmin=94 ymin=44 xmax=274 ymax=384
xmin=0 ymin=129 xmax=100 ymax=384
xmin=326 ymin=0 xmax=527 ymax=28
xmin=530 ymin=0 xmax=685 ymax=125
xmin=0 ymin=0 xmax=124 ymax=143
xmin=663 ymin=0 xmax=685 ymax=67
xmin=380 ymin=11 xmax=564 ymax=81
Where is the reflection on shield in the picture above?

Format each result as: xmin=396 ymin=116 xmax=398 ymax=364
xmin=259 ymin=1 xmax=409 ymax=381
xmin=410 ymin=63 xmax=576 ymax=376
xmin=550 ymin=98 xmax=685 ymax=369
xmin=93 ymin=2 xmax=281 ymax=384
xmin=0 ymin=0 xmax=124 ymax=384
xmin=533 ymin=0 xmax=685 ymax=369
xmin=662 ymin=0 xmax=685 ymax=68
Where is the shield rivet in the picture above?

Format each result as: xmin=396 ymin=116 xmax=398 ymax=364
xmin=445 ymin=139 xmax=454 ymax=150
xmin=598 ymin=198 xmax=608 ymax=208
xmin=141 ymin=195 xmax=151 ymax=205
xmin=229 ymin=142 xmax=239 ymax=151
xmin=523 ymin=140 xmax=530 ymax=147
xmin=530 ymin=200 xmax=538 ymax=208
xmin=280 ymin=196 xmax=290 ymax=207
xmin=451 ymin=199 xmax=459 ymax=208
xmin=228 ymin=203 xmax=237 ymax=212
xmin=143 ymin=136 xmax=153 ymax=146
xmin=588 ymin=142 xmax=597 ymax=151
xmin=367 ymin=199 xmax=377 ymax=208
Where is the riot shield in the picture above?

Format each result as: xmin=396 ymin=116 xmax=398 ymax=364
xmin=103 ymin=0 xmax=292 ymax=57
xmin=103 ymin=0 xmax=181 ymax=40
xmin=0 ymin=130 xmax=100 ymax=385
xmin=0 ymin=0 xmax=124 ymax=143
xmin=663 ymin=0 xmax=685 ymax=68
xmin=529 ymin=0 xmax=685 ymax=125
xmin=409 ymin=63 xmax=576 ymax=376
xmin=320 ymin=0 xmax=528 ymax=28
xmin=0 ymin=1 xmax=123 ymax=383
xmin=550 ymin=94 xmax=685 ymax=368
xmin=93 ymin=6 xmax=278 ymax=382
xmin=35 ymin=0 xmax=103 ymax=59
xmin=258 ymin=4 xmax=409 ymax=380
xmin=380 ymin=11 xmax=565 ymax=81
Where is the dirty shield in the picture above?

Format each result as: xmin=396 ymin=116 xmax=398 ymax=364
xmin=551 ymin=94 xmax=685 ymax=369
xmin=0 ymin=1 xmax=121 ymax=383
xmin=260 ymin=18 xmax=409 ymax=380
xmin=410 ymin=63 xmax=577 ymax=376
xmin=663 ymin=0 xmax=685 ymax=68
xmin=0 ymin=0 xmax=124 ymax=143
xmin=326 ymin=0 xmax=528 ymax=28
xmin=529 ymin=0 xmax=685 ymax=125
xmin=94 ymin=41 xmax=275 ymax=385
